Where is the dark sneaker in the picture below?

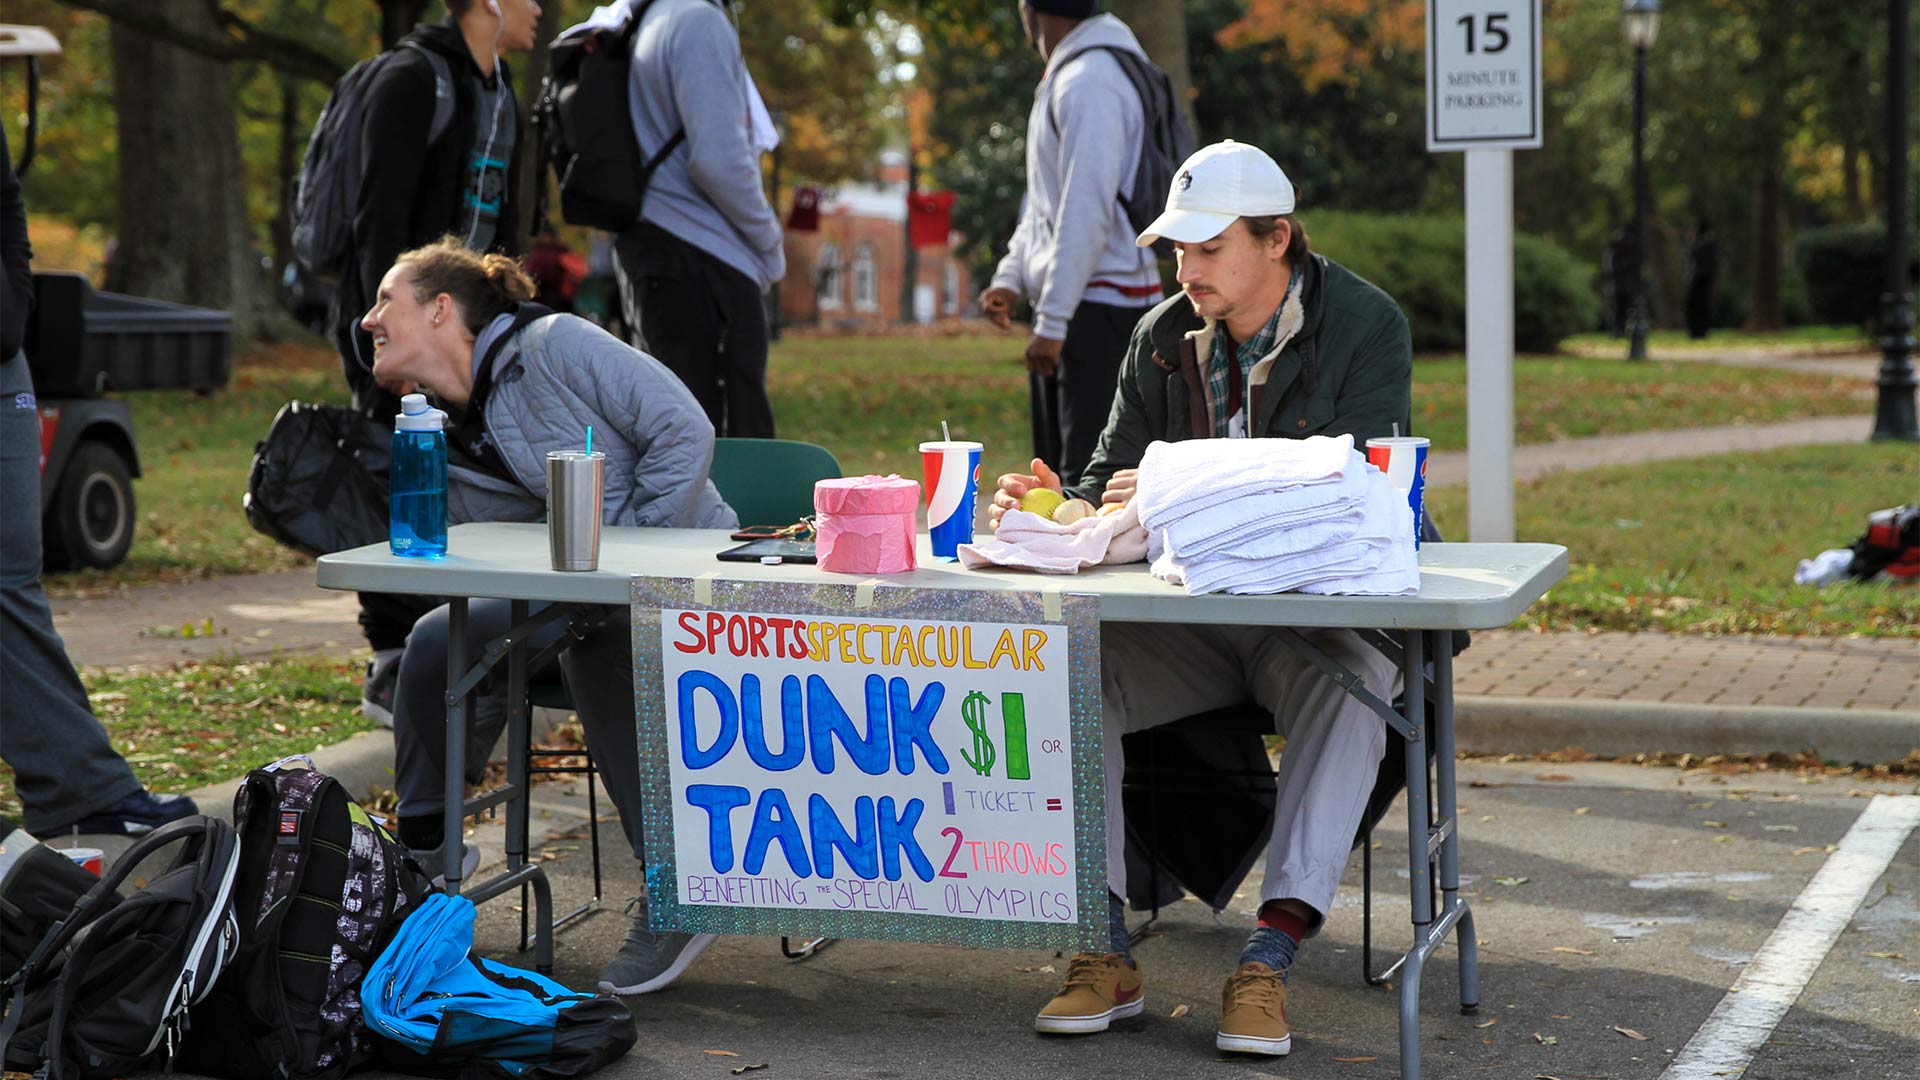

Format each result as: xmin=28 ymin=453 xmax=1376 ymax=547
xmin=412 ymin=840 xmax=482 ymax=889
xmin=362 ymin=653 xmax=400 ymax=727
xmin=599 ymin=900 xmax=716 ymax=995
xmin=1034 ymin=952 xmax=1145 ymax=1034
xmin=70 ymin=789 xmax=199 ymax=837
xmin=1216 ymin=961 xmax=1291 ymax=1055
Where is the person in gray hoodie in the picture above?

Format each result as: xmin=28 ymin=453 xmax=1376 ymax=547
xmin=611 ymin=0 xmax=785 ymax=438
xmin=359 ymin=238 xmax=737 ymax=996
xmin=979 ymin=1 xmax=1164 ymax=489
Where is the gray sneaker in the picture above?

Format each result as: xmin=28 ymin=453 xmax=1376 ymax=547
xmin=599 ymin=900 xmax=717 ymax=995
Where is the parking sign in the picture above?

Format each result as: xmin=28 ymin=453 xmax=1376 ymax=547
xmin=1427 ymin=0 xmax=1543 ymax=152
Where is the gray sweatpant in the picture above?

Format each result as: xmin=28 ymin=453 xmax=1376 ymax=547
xmin=1101 ymin=621 xmax=1397 ymax=930
xmin=391 ymin=599 xmax=647 ymax=860
xmin=0 ymin=352 xmax=143 ymax=832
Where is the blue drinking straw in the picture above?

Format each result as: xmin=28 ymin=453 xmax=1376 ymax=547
xmin=585 ymin=425 xmax=593 ymax=455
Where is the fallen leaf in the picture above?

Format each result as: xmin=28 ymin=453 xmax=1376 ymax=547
xmin=1495 ymin=876 xmax=1530 ymax=886
xmin=1865 ymin=951 xmax=1906 ymax=960
xmin=1332 ymin=1056 xmax=1378 ymax=1063
xmin=1533 ymin=1032 xmax=1559 ymax=1044
xmin=1469 ymin=779 xmax=1505 ymax=788
xmin=1549 ymin=1014 xmax=1572 ymax=1019
xmin=1039 ymin=964 xmax=1056 ymax=973
xmin=1551 ymin=946 xmax=1595 ymax=956
xmin=1481 ymin=815 xmax=1497 ymax=823
xmin=1170 ymin=1004 xmax=1191 ymax=1018
xmin=1475 ymin=1017 xmax=1499 ymax=1028
xmin=730 ymin=1066 xmax=768 ymax=1075
xmin=1572 ymin=807 xmax=1591 ymax=815
xmin=1792 ymin=846 xmax=1824 ymax=855
xmin=1763 ymin=824 xmax=1799 ymax=832
xmin=1713 ymin=835 xmax=1734 ymax=843
xmin=1535 ymin=773 xmax=1574 ymax=782
xmin=704 ymin=1050 xmax=740 ymax=1058
xmin=1614 ymin=1025 xmax=1650 ymax=1041
xmin=1702 ymin=820 xmax=1727 ymax=828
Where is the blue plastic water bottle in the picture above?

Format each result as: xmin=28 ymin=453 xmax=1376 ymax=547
xmin=390 ymin=393 xmax=448 ymax=558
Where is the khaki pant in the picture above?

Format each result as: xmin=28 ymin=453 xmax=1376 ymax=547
xmin=1100 ymin=622 xmax=1399 ymax=931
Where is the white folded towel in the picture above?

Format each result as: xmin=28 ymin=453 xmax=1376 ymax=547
xmin=1135 ymin=435 xmax=1356 ymax=529
xmin=1150 ymin=471 xmax=1418 ymax=596
xmin=957 ymin=501 xmax=1148 ymax=574
xmin=1160 ymin=462 xmax=1370 ymax=559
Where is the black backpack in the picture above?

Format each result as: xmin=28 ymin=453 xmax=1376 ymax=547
xmin=0 ymin=819 xmax=100 ymax=986
xmin=293 ymin=42 xmax=456 ymax=276
xmin=245 ymin=400 xmax=392 ymax=558
xmin=176 ymin=758 xmax=435 ymax=1080
xmin=1048 ymin=45 xmax=1196 ymax=258
xmin=0 ymin=817 xmax=241 ymax=1080
xmin=535 ymin=0 xmax=685 ymax=231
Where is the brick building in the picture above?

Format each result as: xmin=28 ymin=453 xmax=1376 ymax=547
xmin=779 ymin=152 xmax=972 ymax=328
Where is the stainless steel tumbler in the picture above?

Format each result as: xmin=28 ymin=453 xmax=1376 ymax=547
xmin=546 ymin=451 xmax=605 ymax=571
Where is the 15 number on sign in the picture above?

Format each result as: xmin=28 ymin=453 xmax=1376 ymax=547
xmin=1456 ymin=11 xmax=1510 ymax=53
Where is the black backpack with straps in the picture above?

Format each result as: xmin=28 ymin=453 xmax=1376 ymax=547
xmin=1048 ymin=44 xmax=1195 ymax=258
xmin=244 ymin=400 xmax=391 ymax=558
xmin=176 ymin=757 xmax=435 ymax=1080
xmin=536 ymin=0 xmax=686 ymax=231
xmin=0 ymin=816 xmax=241 ymax=1080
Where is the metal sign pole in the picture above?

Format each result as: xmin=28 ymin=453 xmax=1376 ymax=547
xmin=1465 ymin=148 xmax=1515 ymax=542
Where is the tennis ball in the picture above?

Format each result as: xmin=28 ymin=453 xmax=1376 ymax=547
xmin=1020 ymin=488 xmax=1066 ymax=518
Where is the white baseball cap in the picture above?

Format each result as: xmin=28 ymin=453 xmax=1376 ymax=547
xmin=1136 ymin=140 xmax=1297 ymax=247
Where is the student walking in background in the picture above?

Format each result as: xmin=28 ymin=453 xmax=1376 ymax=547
xmin=979 ymin=1 xmax=1168 ymax=489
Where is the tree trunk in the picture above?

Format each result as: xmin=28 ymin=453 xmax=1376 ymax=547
xmin=1747 ymin=17 xmax=1788 ymax=331
xmin=379 ymin=0 xmax=433 ymax=51
xmin=272 ymin=76 xmax=300 ymax=274
xmin=107 ymin=0 xmax=258 ymax=338
xmin=1110 ymin=0 xmax=1198 ymax=140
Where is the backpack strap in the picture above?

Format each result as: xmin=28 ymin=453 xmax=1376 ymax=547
xmin=399 ymin=41 xmax=457 ymax=146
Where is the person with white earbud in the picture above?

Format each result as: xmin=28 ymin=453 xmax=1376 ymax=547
xmin=316 ymin=0 xmax=541 ymax=732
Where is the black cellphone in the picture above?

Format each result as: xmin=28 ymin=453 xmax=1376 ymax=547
xmin=716 ymin=538 xmax=818 ymax=564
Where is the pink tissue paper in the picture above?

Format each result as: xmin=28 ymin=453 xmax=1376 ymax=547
xmin=814 ymin=475 xmax=920 ymax=574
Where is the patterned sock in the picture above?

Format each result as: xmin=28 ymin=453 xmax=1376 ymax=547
xmin=1240 ymin=903 xmax=1309 ymax=977
xmin=1108 ymin=891 xmax=1133 ymax=961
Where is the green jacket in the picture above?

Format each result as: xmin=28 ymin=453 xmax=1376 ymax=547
xmin=1069 ymin=253 xmax=1414 ymax=504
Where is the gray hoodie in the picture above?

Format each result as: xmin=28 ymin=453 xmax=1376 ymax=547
xmin=988 ymin=14 xmax=1163 ymax=340
xmin=447 ymin=313 xmax=738 ymax=530
xmin=624 ymin=0 xmax=785 ymax=288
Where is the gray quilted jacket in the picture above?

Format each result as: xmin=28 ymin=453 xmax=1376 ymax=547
xmin=446 ymin=312 xmax=738 ymax=530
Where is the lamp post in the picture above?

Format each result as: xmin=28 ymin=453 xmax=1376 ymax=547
xmin=1622 ymin=0 xmax=1660 ymax=361
xmin=1871 ymin=0 xmax=1916 ymax=440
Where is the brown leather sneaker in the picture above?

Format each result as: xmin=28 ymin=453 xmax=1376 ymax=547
xmin=1216 ymin=961 xmax=1291 ymax=1055
xmin=1033 ymin=952 xmax=1145 ymax=1034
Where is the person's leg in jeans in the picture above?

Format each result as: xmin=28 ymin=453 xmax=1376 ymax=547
xmin=614 ymin=223 xmax=726 ymax=431
xmin=0 ymin=352 xmax=165 ymax=833
xmin=1054 ymin=302 xmax=1148 ymax=490
xmin=709 ymin=259 xmax=775 ymax=439
xmin=558 ymin=606 xmax=719 ymax=995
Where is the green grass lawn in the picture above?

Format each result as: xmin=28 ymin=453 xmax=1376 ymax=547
xmin=0 ymin=654 xmax=374 ymax=819
xmin=1426 ymin=441 xmax=1920 ymax=637
xmin=1562 ymin=324 xmax=1875 ymax=356
xmin=769 ymin=334 xmax=1873 ymax=483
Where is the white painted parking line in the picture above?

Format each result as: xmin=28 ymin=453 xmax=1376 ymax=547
xmin=1662 ymin=795 xmax=1920 ymax=1080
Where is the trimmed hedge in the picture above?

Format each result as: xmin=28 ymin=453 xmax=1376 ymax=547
xmin=1303 ymin=211 xmax=1599 ymax=353
xmin=1795 ymin=224 xmax=1886 ymax=329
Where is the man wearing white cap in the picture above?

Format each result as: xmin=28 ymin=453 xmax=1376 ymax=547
xmin=990 ymin=140 xmax=1413 ymax=1057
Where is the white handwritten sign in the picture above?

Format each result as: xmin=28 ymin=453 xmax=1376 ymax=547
xmin=1427 ymin=0 xmax=1543 ymax=151
xmin=633 ymin=581 xmax=1104 ymax=951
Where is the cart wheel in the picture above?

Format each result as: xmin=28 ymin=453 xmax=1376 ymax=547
xmin=46 ymin=441 xmax=136 ymax=570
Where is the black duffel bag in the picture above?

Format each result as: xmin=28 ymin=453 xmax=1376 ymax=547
xmin=244 ymin=400 xmax=390 ymax=558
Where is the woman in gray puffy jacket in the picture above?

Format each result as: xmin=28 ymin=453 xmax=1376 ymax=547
xmin=359 ymin=237 xmax=736 ymax=995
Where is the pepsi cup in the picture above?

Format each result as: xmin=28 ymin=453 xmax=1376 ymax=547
xmin=1365 ymin=436 xmax=1430 ymax=549
xmin=920 ymin=440 xmax=982 ymax=559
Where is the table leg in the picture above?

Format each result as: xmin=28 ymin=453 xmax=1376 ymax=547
xmin=1399 ymin=629 xmax=1428 ymax=1080
xmin=444 ymin=597 xmax=469 ymax=894
xmin=506 ymin=600 xmax=530 ymax=879
xmin=1430 ymin=635 xmax=1479 ymax=1014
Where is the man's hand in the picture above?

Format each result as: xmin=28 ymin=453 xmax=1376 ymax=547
xmin=1024 ymin=333 xmax=1065 ymax=377
xmin=989 ymin=457 xmax=1064 ymax=530
xmin=978 ymin=286 xmax=1019 ymax=330
xmin=1101 ymin=468 xmax=1138 ymax=507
